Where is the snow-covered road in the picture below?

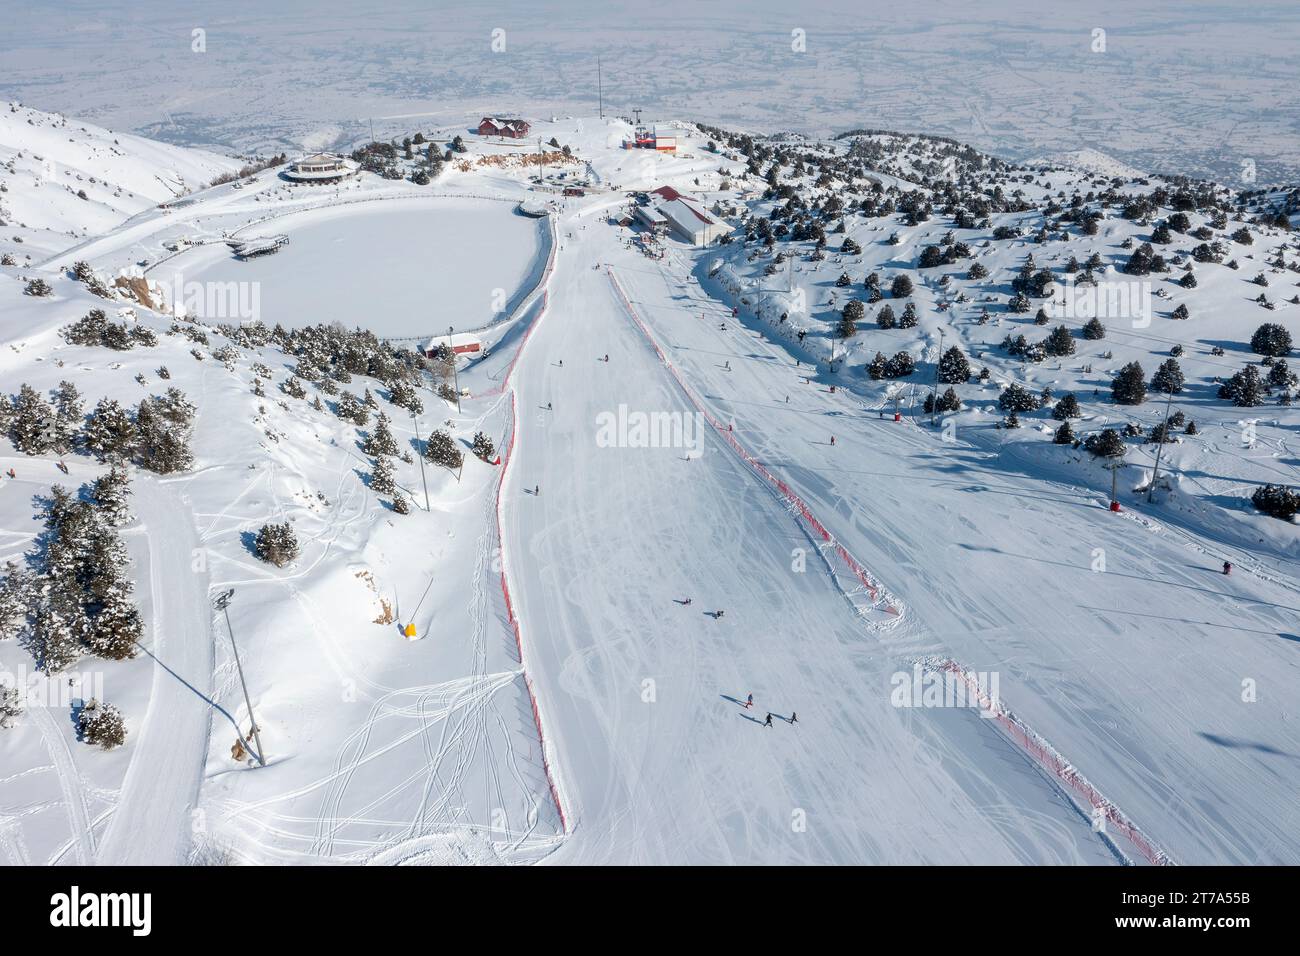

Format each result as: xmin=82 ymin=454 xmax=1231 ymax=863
xmin=96 ymin=477 xmax=214 ymax=865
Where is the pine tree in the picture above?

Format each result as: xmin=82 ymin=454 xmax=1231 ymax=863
xmin=78 ymin=698 xmax=127 ymax=750
xmin=0 ymin=561 xmax=32 ymax=640
xmin=998 ymin=383 xmax=1039 ymax=413
xmin=838 ymin=300 xmax=863 ymax=338
xmin=1052 ymin=393 xmax=1082 ymax=420
xmin=890 ymin=274 xmax=913 ymax=298
xmin=867 ymin=352 xmax=888 ymax=380
xmin=335 ymin=390 xmax=369 ymax=426
xmin=1082 ymin=317 xmax=1106 ymax=340
xmin=370 ymin=455 xmax=396 ymax=495
xmin=135 ymin=402 xmax=193 ymax=474
xmin=1111 ymin=362 xmax=1147 ymax=405
xmin=362 ymin=412 xmax=401 ymax=457
xmin=899 ymin=302 xmax=919 ymax=329
xmin=875 ymin=304 xmax=896 ymax=329
xmin=936 ymin=346 xmax=971 ymax=384
xmin=471 ymin=432 xmax=495 ymax=462
xmin=424 ymin=429 xmax=464 ymax=469
xmin=33 ymin=585 xmax=90 ymax=674
xmin=1251 ymin=484 xmax=1300 ymax=520
xmin=1043 ymin=325 xmax=1076 ymax=357
xmin=1151 ymin=358 xmax=1185 ymax=395
xmin=1219 ymin=365 xmax=1265 ymax=407
xmin=935 ymin=387 xmax=961 ymax=413
xmin=51 ymin=381 xmax=83 ymax=453
xmin=392 ymin=493 xmax=410 ymax=515
xmin=1250 ymin=323 xmax=1292 ymax=357
xmin=1084 ymin=428 xmax=1126 ymax=458
xmin=254 ymin=522 xmax=300 ymax=567
xmin=1053 ymin=421 xmax=1076 ymax=444
xmin=0 ymin=684 xmax=22 ymax=728
xmin=84 ymin=398 xmax=136 ymax=461
xmin=90 ymin=467 xmax=133 ymax=527
xmin=87 ymin=581 xmax=142 ymax=661
xmin=9 ymin=384 xmax=56 ymax=455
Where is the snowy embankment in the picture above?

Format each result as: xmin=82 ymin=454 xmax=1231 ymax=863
xmin=0 ymin=102 xmax=240 ymax=259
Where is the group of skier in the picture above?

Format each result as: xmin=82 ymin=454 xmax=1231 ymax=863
xmin=744 ymin=693 xmax=797 ymax=729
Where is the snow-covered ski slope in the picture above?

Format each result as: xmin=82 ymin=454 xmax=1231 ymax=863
xmin=551 ymin=239 xmax=1300 ymax=866
xmin=500 ymin=218 xmax=1122 ymax=865
xmin=2 ymin=108 xmax=1297 ymax=865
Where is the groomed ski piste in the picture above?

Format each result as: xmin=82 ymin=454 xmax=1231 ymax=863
xmin=1 ymin=108 xmax=1298 ymax=866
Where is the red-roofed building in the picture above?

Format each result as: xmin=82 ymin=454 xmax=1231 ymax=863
xmin=646 ymin=186 xmax=729 ymax=246
xmin=478 ymin=117 xmax=531 ymax=138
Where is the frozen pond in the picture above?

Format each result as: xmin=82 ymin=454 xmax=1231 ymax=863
xmin=154 ymin=197 xmax=544 ymax=340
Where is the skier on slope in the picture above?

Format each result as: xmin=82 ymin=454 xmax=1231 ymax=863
xmin=547 ymin=401 xmax=552 ymax=411
xmin=789 ymin=712 xmax=798 ymax=724
xmin=745 ymin=693 xmax=753 ymax=709
xmin=763 ymin=713 xmax=774 ymax=728
xmin=1223 ymin=561 xmax=1232 ymax=575
xmin=535 ymin=485 xmax=540 ymax=496
xmin=724 ymin=360 xmax=730 ymax=370
xmin=830 ymin=435 xmax=836 ymax=446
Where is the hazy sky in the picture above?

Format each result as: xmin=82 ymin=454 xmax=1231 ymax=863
xmin=4 ymin=1 xmax=1298 ymax=182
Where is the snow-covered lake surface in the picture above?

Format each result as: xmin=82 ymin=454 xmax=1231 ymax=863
xmin=152 ymin=198 xmax=544 ymax=339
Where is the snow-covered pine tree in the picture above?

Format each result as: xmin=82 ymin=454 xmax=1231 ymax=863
xmin=1151 ymin=358 xmax=1185 ymax=395
xmin=937 ymin=345 xmax=971 ymax=384
xmin=471 ymin=432 xmax=495 ymax=462
xmin=1043 ymin=325 xmax=1076 ymax=357
xmin=84 ymin=398 xmax=137 ymax=461
xmin=32 ymin=585 xmax=90 ymax=674
xmin=78 ymin=698 xmax=126 ymax=750
xmin=424 ymin=429 xmax=463 ymax=469
xmin=363 ymin=413 xmax=401 ymax=458
xmin=87 ymin=579 xmax=142 ymax=661
xmin=1084 ymin=428 xmax=1126 ymax=458
xmin=90 ymin=467 xmax=132 ymax=528
xmin=0 ymin=684 xmax=22 ymax=729
xmin=998 ymin=383 xmax=1039 ymax=413
xmin=0 ymin=561 xmax=32 ymax=640
xmin=1082 ymin=317 xmax=1106 ymax=340
xmin=1052 ymin=393 xmax=1082 ymax=420
xmin=1218 ymin=364 xmax=1265 ymax=407
xmin=9 ymin=384 xmax=56 ymax=455
xmin=254 ymin=522 xmax=300 ymax=567
xmin=1111 ymin=362 xmax=1147 ymax=405
xmin=51 ymin=381 xmax=83 ymax=454
xmin=370 ymin=455 xmax=396 ymax=495
xmin=1250 ymin=322 xmax=1292 ymax=357
xmin=335 ymin=390 xmax=369 ymax=426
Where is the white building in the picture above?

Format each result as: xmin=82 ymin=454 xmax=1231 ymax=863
xmin=283 ymin=153 xmax=357 ymax=183
xmin=649 ymin=186 xmax=729 ymax=246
